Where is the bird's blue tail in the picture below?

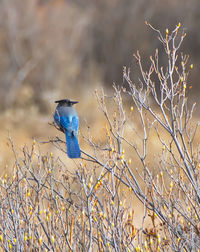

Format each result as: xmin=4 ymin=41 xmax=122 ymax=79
xmin=65 ymin=131 xmax=81 ymax=158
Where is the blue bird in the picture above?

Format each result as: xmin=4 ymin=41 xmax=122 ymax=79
xmin=54 ymin=99 xmax=81 ymax=158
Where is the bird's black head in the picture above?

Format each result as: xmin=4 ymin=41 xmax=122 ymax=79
xmin=55 ymin=99 xmax=78 ymax=107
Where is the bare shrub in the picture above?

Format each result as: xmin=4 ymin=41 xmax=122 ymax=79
xmin=0 ymin=24 xmax=199 ymax=251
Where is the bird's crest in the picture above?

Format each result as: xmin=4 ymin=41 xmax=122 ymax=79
xmin=55 ymin=99 xmax=78 ymax=106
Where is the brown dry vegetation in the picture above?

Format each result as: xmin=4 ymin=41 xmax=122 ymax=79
xmin=0 ymin=1 xmax=200 ymax=251
xmin=0 ymin=0 xmax=200 ymax=171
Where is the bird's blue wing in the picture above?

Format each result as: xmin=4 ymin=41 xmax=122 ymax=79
xmin=60 ymin=116 xmax=71 ymax=130
xmin=55 ymin=114 xmax=78 ymax=133
xmin=54 ymin=111 xmax=71 ymax=131
xmin=72 ymin=116 xmax=79 ymax=132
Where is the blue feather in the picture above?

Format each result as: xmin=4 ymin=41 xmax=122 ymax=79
xmin=65 ymin=131 xmax=81 ymax=158
xmin=54 ymin=101 xmax=81 ymax=158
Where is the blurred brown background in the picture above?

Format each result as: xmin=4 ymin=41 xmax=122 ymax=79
xmin=0 ymin=0 xmax=200 ymax=169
